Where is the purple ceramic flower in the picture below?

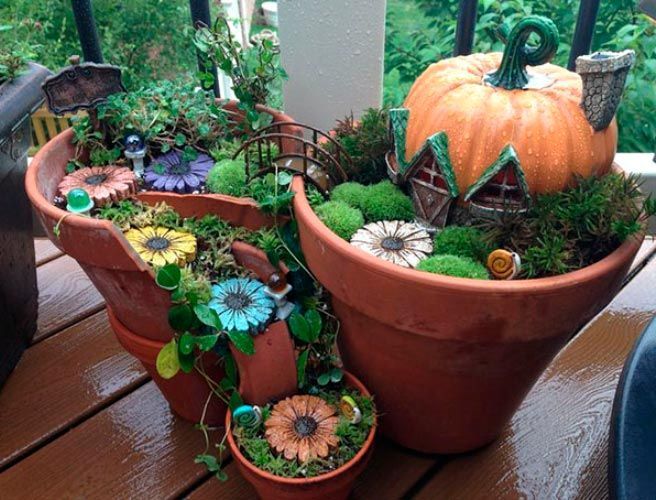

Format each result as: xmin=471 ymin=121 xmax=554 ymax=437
xmin=144 ymin=150 xmax=213 ymax=193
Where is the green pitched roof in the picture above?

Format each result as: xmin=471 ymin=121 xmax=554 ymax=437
xmin=388 ymin=108 xmax=459 ymax=198
xmin=463 ymin=144 xmax=530 ymax=202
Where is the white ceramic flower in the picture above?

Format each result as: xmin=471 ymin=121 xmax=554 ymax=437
xmin=350 ymin=220 xmax=433 ymax=268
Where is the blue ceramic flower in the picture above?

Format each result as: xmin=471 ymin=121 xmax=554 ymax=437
xmin=144 ymin=150 xmax=213 ymax=193
xmin=209 ymin=278 xmax=274 ymax=333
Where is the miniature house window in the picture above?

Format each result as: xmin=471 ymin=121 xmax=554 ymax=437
xmin=471 ymin=165 xmax=526 ymax=211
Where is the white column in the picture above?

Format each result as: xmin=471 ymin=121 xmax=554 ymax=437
xmin=278 ymin=0 xmax=387 ymax=131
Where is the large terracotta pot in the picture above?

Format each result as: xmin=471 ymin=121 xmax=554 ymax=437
xmin=292 ymin=176 xmax=643 ymax=453
xmin=25 ymin=103 xmax=301 ymax=422
xmin=226 ymin=370 xmax=376 ymax=500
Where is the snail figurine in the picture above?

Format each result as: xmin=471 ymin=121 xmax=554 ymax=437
xmin=232 ymin=405 xmax=263 ymax=428
xmin=487 ymin=249 xmax=521 ymax=280
xmin=339 ymin=395 xmax=362 ymax=424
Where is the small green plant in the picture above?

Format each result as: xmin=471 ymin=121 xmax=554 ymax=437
xmin=328 ymin=108 xmax=391 ymax=185
xmin=416 ymin=254 xmax=489 ymax=279
xmin=315 ymin=201 xmax=365 ymax=240
xmin=206 ymin=159 xmax=247 ymax=196
xmin=194 ymin=10 xmax=287 ymax=132
xmin=433 ymin=226 xmax=490 ymax=263
xmin=478 ymin=173 xmax=656 ymax=278
xmin=0 ymin=26 xmax=37 ymax=83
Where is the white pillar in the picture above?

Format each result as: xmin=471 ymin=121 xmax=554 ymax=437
xmin=278 ymin=0 xmax=387 ymax=131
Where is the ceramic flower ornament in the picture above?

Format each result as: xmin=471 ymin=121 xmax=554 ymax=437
xmin=57 ymin=166 xmax=137 ymax=207
xmin=124 ymin=226 xmax=197 ymax=267
xmin=264 ymin=395 xmax=340 ymax=463
xmin=144 ymin=150 xmax=213 ymax=193
xmin=209 ymin=278 xmax=275 ymax=333
xmin=350 ymin=220 xmax=433 ymax=268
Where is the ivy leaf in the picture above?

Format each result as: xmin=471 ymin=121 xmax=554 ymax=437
xmin=194 ymin=304 xmax=223 ymax=330
xmin=178 ymin=350 xmax=195 ymax=373
xmin=330 ymin=367 xmax=343 ymax=383
xmin=297 ymin=349 xmax=309 ymax=387
xmin=195 ymin=454 xmax=219 ymax=472
xmin=168 ymin=304 xmax=194 ymax=332
xmin=229 ymin=390 xmax=244 ymax=411
xmin=179 ymin=332 xmax=195 ymax=355
xmin=194 ymin=334 xmax=219 ymax=351
xmin=227 ymin=330 xmax=255 ymax=355
xmin=156 ymin=264 xmax=181 ymax=290
xmin=304 ymin=309 xmax=322 ymax=342
xmin=224 ymin=352 xmax=237 ymax=385
xmin=317 ymin=373 xmax=331 ymax=386
xmin=288 ymin=312 xmax=311 ymax=343
xmin=156 ymin=339 xmax=180 ymax=379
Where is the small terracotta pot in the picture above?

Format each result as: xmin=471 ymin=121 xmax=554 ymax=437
xmin=108 ymin=307 xmax=227 ymax=425
xmin=226 ymin=371 xmax=376 ymax=500
xmin=292 ymin=176 xmax=643 ymax=453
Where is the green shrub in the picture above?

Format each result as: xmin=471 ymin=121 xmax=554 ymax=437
xmin=359 ymin=181 xmax=414 ymax=222
xmin=331 ymin=182 xmax=368 ymax=209
xmin=315 ymin=201 xmax=364 ymax=240
xmin=433 ymin=226 xmax=489 ymax=263
xmin=206 ymin=159 xmax=247 ymax=197
xmin=416 ymin=255 xmax=489 ymax=279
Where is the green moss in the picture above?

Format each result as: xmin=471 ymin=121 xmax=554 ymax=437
xmin=331 ymin=182 xmax=368 ymax=209
xmin=315 ymin=201 xmax=364 ymax=240
xmin=416 ymin=255 xmax=489 ymax=280
xmin=206 ymin=159 xmax=247 ymax=196
xmin=359 ymin=181 xmax=414 ymax=222
xmin=433 ymin=226 xmax=489 ymax=263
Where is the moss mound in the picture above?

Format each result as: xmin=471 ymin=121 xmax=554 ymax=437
xmin=331 ymin=182 xmax=368 ymax=210
xmin=416 ymin=254 xmax=489 ymax=279
xmin=315 ymin=201 xmax=364 ymax=240
xmin=205 ymin=159 xmax=247 ymax=196
xmin=433 ymin=226 xmax=489 ymax=263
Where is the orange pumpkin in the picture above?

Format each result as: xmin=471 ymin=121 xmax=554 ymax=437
xmin=402 ymin=17 xmax=618 ymax=196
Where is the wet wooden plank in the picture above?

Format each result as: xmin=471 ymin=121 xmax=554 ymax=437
xmin=0 ymin=310 xmax=147 ymax=469
xmin=0 ymin=382 xmax=213 ymax=499
xmin=34 ymin=238 xmax=62 ymax=266
xmin=35 ymin=255 xmax=104 ymax=342
xmin=186 ymin=431 xmax=438 ymax=499
xmin=414 ymin=258 xmax=656 ymax=500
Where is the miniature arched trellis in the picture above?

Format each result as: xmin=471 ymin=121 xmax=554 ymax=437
xmin=232 ymin=122 xmax=351 ymax=195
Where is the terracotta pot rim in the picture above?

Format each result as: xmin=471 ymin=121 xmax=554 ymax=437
xmin=226 ymin=370 xmax=377 ymax=486
xmin=108 ymin=306 xmax=166 ymax=357
xmin=291 ymin=176 xmax=644 ymax=293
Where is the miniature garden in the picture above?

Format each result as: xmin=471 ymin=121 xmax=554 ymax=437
xmin=9 ymin=1 xmax=656 ymax=497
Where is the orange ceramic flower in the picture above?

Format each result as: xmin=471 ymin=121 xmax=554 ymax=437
xmin=57 ymin=166 xmax=137 ymax=207
xmin=264 ymin=395 xmax=339 ymax=463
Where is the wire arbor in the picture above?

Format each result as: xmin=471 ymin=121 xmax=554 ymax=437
xmin=233 ymin=122 xmax=351 ymax=195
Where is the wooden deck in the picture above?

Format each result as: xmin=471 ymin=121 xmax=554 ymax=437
xmin=0 ymin=237 xmax=654 ymax=499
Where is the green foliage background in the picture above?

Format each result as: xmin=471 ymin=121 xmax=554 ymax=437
xmin=385 ymin=0 xmax=656 ymax=152
xmin=1 ymin=0 xmax=654 ymax=151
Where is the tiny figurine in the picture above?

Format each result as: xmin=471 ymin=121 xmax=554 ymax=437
xmin=339 ymin=395 xmax=362 ymax=424
xmin=487 ymin=249 xmax=521 ymax=280
xmin=65 ymin=188 xmax=94 ymax=216
xmin=264 ymin=395 xmax=340 ymax=462
xmin=144 ymin=150 xmax=214 ymax=193
xmin=57 ymin=166 xmax=138 ymax=207
xmin=264 ymin=273 xmax=295 ymax=320
xmin=233 ymin=405 xmax=263 ymax=428
xmin=350 ymin=220 xmax=433 ymax=268
xmin=123 ymin=226 xmax=197 ymax=267
xmin=209 ymin=278 xmax=275 ymax=333
xmin=124 ymin=133 xmax=147 ymax=179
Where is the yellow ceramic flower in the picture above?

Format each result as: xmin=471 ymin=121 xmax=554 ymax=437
xmin=124 ymin=226 xmax=197 ymax=267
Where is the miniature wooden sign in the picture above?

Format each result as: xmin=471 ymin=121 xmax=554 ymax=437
xmin=42 ymin=57 xmax=125 ymax=115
